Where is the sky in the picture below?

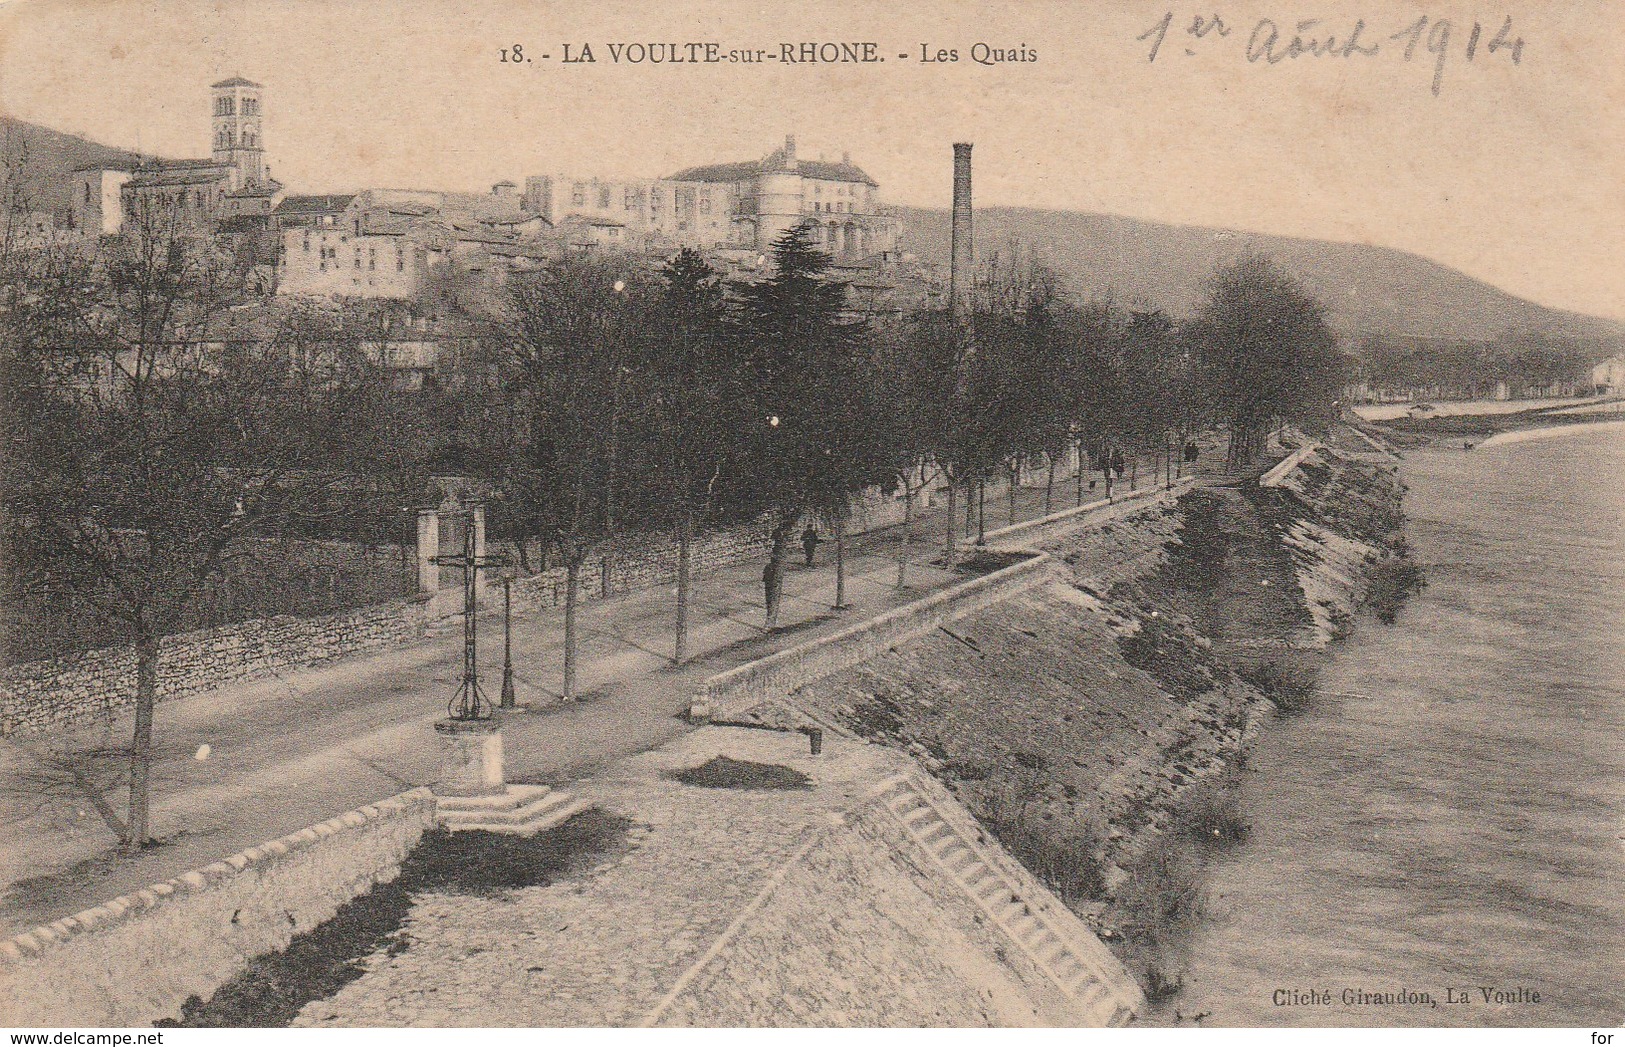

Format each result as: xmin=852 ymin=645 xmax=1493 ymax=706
xmin=1 ymin=0 xmax=1620 ymax=321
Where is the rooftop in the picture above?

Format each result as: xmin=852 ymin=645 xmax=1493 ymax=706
xmin=211 ymin=76 xmax=262 ymax=89
xmin=272 ymin=194 xmax=358 ymax=215
xmin=666 ymin=157 xmax=878 ymax=187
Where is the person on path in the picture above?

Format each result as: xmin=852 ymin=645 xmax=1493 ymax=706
xmin=801 ymin=524 xmax=820 ymax=567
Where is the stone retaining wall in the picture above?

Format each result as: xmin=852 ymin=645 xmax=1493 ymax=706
xmin=0 ymin=789 xmax=436 ymax=1028
xmin=506 ymin=486 xmax=921 ymax=612
xmin=695 ymin=553 xmax=1057 ymax=722
xmin=1 ymin=596 xmax=431 ymax=737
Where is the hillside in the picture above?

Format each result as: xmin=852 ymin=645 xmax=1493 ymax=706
xmin=893 ymin=205 xmax=1624 ymax=345
xmin=0 ymin=116 xmax=148 ymax=213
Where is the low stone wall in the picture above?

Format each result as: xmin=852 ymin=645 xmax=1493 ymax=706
xmin=0 ymin=596 xmax=431 ymax=737
xmin=977 ymin=478 xmax=1190 ymax=548
xmin=506 ymin=486 xmax=921 ymax=613
xmin=695 ymin=553 xmax=1056 ymax=722
xmin=0 ymin=788 xmax=435 ymax=1028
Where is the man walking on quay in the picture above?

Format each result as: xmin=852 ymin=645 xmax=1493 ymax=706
xmin=802 ymin=523 xmax=820 ymax=567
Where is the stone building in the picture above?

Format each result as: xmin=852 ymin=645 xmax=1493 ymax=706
xmin=67 ymin=167 xmax=132 ymax=236
xmin=79 ymin=77 xmax=282 ymax=234
xmin=275 ymin=185 xmax=552 ymax=300
xmin=525 ymin=136 xmax=900 ymax=258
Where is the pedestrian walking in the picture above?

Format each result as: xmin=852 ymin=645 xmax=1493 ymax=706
xmin=801 ymin=524 xmax=820 ymax=567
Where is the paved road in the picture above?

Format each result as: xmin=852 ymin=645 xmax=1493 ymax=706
xmin=0 ymin=466 xmax=1181 ymax=935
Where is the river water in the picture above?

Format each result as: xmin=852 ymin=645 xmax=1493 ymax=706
xmin=1161 ymin=424 xmax=1625 ymax=1027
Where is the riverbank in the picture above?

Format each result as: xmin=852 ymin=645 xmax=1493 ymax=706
xmin=771 ymin=424 xmax=1414 ymax=1003
xmin=1165 ymin=422 xmax=1625 ymax=1027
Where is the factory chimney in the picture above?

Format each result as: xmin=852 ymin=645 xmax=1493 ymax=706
xmin=949 ymin=143 xmax=973 ymax=319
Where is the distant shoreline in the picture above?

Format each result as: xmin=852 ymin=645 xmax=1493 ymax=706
xmin=1475 ymin=417 xmax=1625 ymax=448
xmin=1366 ymin=400 xmax=1625 ymax=448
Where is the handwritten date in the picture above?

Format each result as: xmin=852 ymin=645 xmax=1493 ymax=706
xmin=1138 ymin=13 xmax=1526 ymax=95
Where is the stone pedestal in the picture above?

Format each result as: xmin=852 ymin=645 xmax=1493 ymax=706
xmin=432 ymin=718 xmax=505 ymax=797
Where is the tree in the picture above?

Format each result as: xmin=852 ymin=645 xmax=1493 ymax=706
xmin=481 ymin=255 xmax=650 ymax=698
xmin=1 ymin=199 xmax=407 ymax=850
xmin=642 ymin=249 xmax=748 ymax=662
xmin=1188 ymin=254 xmax=1342 ymax=466
xmin=733 ymin=223 xmax=892 ymax=627
xmin=873 ymin=318 xmax=952 ymax=589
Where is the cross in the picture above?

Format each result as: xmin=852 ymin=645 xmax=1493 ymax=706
xmin=429 ymin=499 xmax=508 ymax=720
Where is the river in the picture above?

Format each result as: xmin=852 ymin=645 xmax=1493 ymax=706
xmin=1159 ymin=424 xmax=1625 ymax=1027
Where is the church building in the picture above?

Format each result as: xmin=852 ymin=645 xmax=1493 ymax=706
xmin=73 ymin=77 xmax=282 ymax=234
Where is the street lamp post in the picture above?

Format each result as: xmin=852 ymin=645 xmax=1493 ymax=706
xmin=500 ymin=574 xmax=517 ymax=709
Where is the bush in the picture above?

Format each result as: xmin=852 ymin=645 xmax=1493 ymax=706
xmin=1239 ymin=656 xmax=1318 ymax=714
xmin=1366 ymin=546 xmax=1426 ymax=624
xmin=1111 ymin=833 xmax=1209 ymax=999
xmin=1175 ymin=772 xmax=1250 ymax=845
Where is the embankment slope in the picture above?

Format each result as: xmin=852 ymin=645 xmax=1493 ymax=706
xmin=769 ymin=434 xmax=1409 ymax=995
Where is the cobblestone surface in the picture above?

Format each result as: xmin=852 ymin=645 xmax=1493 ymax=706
xmin=292 ymin=728 xmax=1096 ymax=1027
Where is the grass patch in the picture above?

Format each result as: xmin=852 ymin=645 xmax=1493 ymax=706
xmin=157 ymin=808 xmax=629 ymax=1028
xmin=971 ymin=765 xmax=1108 ymax=907
xmin=669 ymin=756 xmax=812 ymax=791
xmin=1114 ymin=606 xmax=1225 ymax=704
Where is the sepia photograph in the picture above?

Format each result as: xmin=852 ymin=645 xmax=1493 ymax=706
xmin=0 ymin=0 xmax=1620 ymax=1034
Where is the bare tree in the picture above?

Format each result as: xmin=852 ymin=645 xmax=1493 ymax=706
xmin=1 ymin=199 xmax=405 ymax=850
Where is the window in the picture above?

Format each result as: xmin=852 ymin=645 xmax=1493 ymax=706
xmin=303 ymin=234 xmax=310 ymax=252
xmin=699 ymin=198 xmax=710 ymax=214
xmin=396 ymin=247 xmax=405 ymax=272
xmin=354 ymin=248 xmax=362 ymax=269
xmin=624 ymin=188 xmax=637 ymax=209
xmin=572 ymin=184 xmax=585 ymax=206
xmin=369 ymin=247 xmax=376 ymax=270
xmin=598 ymin=186 xmax=611 ymax=208
xmin=84 ymin=182 xmax=92 ymax=203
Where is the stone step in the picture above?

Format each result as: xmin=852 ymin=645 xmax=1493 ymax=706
xmin=900 ymin=804 xmax=935 ymax=828
xmin=442 ymin=795 xmax=587 ymax=837
xmin=879 ymin=776 xmax=1138 ymax=1025
xmin=435 ymin=783 xmax=553 ymax=814
xmin=437 ymin=787 xmax=583 ymax=835
xmin=1052 ymin=950 xmax=1086 ymax=981
xmin=441 ymin=789 xmax=574 ymax=827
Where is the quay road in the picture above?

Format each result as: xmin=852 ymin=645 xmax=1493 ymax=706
xmin=0 ymin=464 xmax=1188 ymax=936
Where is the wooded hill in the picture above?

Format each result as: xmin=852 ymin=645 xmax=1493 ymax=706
xmin=891 ymin=205 xmax=1623 ymax=350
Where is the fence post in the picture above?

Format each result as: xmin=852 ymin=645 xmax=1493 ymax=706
xmin=416 ymin=508 xmax=440 ymax=595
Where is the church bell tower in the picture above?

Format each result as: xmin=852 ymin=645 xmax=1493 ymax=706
xmin=210 ymin=77 xmax=265 ymax=190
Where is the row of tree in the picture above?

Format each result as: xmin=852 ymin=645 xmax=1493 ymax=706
xmin=1351 ymin=331 xmax=1598 ymax=399
xmin=1 ymin=194 xmax=1346 ymax=850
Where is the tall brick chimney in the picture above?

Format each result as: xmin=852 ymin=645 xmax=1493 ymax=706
xmin=949 ymin=143 xmax=973 ymax=318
